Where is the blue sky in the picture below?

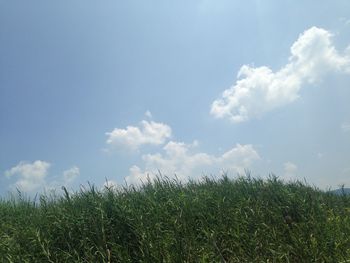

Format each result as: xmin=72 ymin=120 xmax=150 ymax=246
xmin=1 ymin=0 xmax=350 ymax=195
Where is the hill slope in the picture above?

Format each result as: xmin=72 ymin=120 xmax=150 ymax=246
xmin=0 ymin=176 xmax=350 ymax=262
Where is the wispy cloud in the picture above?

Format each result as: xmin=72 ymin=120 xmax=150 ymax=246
xmin=106 ymin=119 xmax=172 ymax=151
xmin=211 ymin=27 xmax=350 ymax=123
xmin=125 ymin=142 xmax=260 ymax=185
xmin=339 ymin=17 xmax=350 ymax=26
xmin=317 ymin=152 xmax=324 ymax=159
xmin=341 ymin=122 xmax=350 ymax=132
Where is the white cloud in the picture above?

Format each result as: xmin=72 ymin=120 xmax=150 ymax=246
xmin=124 ymin=142 xmax=260 ymax=185
xmin=5 ymin=160 xmax=51 ymax=192
xmin=46 ymin=166 xmax=80 ymax=193
xmin=220 ymin=144 xmax=261 ymax=172
xmin=4 ymin=161 xmax=80 ymax=193
xmin=144 ymin=110 xmax=153 ymax=119
xmin=341 ymin=122 xmax=350 ymax=132
xmin=211 ymin=27 xmax=350 ymax=122
xmin=127 ymin=165 xmax=149 ymax=185
xmin=283 ymin=162 xmax=298 ymax=181
xmin=106 ymin=120 xmax=172 ymax=151
xmin=62 ymin=166 xmax=80 ymax=184
xmin=102 ymin=180 xmax=118 ymax=190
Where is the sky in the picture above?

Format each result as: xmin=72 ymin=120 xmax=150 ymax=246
xmin=1 ymin=0 xmax=350 ymax=196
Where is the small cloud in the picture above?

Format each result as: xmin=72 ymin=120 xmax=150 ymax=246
xmin=127 ymin=165 xmax=148 ymax=185
xmin=103 ymin=180 xmax=118 ymax=190
xmin=317 ymin=152 xmax=324 ymax=159
xmin=283 ymin=162 xmax=298 ymax=181
xmin=339 ymin=17 xmax=350 ymax=26
xmin=106 ymin=119 xmax=172 ymax=151
xmin=5 ymin=160 xmax=51 ymax=193
xmin=191 ymin=140 xmax=199 ymax=147
xmin=210 ymin=27 xmax=350 ymax=123
xmin=341 ymin=122 xmax=350 ymax=132
xmin=124 ymin=142 xmax=260 ymax=185
xmin=45 ymin=166 xmax=80 ymax=193
xmin=145 ymin=110 xmax=153 ymax=119
xmin=62 ymin=166 xmax=80 ymax=185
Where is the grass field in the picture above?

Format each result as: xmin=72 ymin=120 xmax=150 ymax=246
xmin=0 ymin=175 xmax=349 ymax=262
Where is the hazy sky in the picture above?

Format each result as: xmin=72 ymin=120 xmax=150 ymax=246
xmin=1 ymin=0 xmax=350 ymax=195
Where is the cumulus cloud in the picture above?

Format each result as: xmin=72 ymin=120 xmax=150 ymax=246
xmin=283 ymin=162 xmax=298 ymax=181
xmin=124 ymin=142 xmax=260 ymax=185
xmin=5 ymin=160 xmax=51 ymax=192
xmin=103 ymin=180 xmax=118 ymax=190
xmin=211 ymin=27 xmax=350 ymax=122
xmin=62 ymin=166 xmax=80 ymax=184
xmin=106 ymin=120 xmax=172 ymax=151
xmin=144 ymin=110 xmax=153 ymax=119
xmin=4 ymin=161 xmax=80 ymax=193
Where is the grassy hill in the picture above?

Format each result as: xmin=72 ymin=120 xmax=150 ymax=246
xmin=0 ymin=175 xmax=349 ymax=262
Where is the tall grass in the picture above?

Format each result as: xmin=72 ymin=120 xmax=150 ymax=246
xmin=0 ymin=175 xmax=349 ymax=262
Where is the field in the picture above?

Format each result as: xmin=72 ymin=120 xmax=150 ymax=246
xmin=0 ymin=175 xmax=349 ymax=262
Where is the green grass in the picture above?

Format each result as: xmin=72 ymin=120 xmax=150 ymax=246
xmin=0 ymin=175 xmax=350 ymax=262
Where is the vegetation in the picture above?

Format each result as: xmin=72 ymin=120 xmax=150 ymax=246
xmin=0 ymin=175 xmax=349 ymax=262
